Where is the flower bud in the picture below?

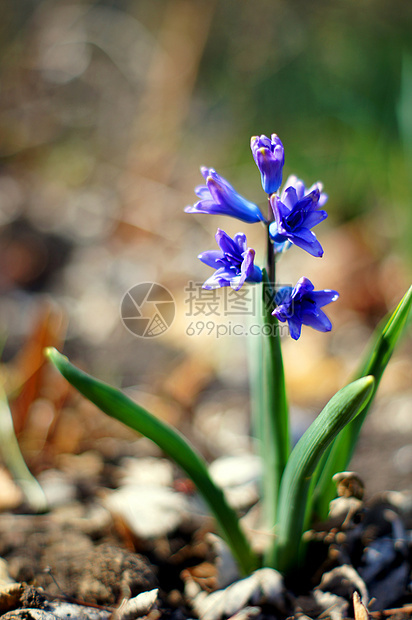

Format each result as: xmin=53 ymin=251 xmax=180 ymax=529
xmin=250 ymin=134 xmax=284 ymax=194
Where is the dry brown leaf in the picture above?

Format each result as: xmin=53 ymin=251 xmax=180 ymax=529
xmin=0 ymin=583 xmax=24 ymax=614
xmin=7 ymin=302 xmax=66 ymax=434
xmin=161 ymin=355 xmax=213 ymax=409
xmin=353 ymin=591 xmax=370 ymax=620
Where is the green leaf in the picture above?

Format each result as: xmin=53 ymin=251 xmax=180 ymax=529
xmin=0 ymin=387 xmax=47 ymax=512
xmin=257 ymin=271 xmax=290 ymax=529
xmin=264 ymin=375 xmax=375 ymax=575
xmin=312 ymin=285 xmax=412 ymax=520
xmin=45 ymin=347 xmax=258 ymax=575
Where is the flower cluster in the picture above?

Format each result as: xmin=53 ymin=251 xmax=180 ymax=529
xmin=185 ymin=134 xmax=338 ymax=339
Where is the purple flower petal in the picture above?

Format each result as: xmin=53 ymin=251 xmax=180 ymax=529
xmin=288 ymin=316 xmax=303 ymax=340
xmin=215 ymin=228 xmax=243 ymax=259
xmin=289 ymin=228 xmax=324 ymax=257
xmin=269 ymin=195 xmax=291 ymax=228
xmin=200 ymin=229 xmax=262 ymax=291
xmin=303 ymin=210 xmax=328 ymax=229
xmin=194 ymin=185 xmax=212 ymax=199
xmin=198 ymin=250 xmax=225 ymax=269
xmin=272 ymin=277 xmax=338 ymax=339
xmin=269 ymin=176 xmax=328 ymax=258
xmin=281 ymin=186 xmax=299 ymax=211
xmin=241 ymin=248 xmax=256 ymax=279
xmin=302 ymin=309 xmax=332 ymax=332
xmin=186 ymin=167 xmax=264 ymax=223
xmin=311 ymin=289 xmax=340 ymax=306
xmin=233 ymin=233 xmax=248 ymax=253
xmin=318 ymin=192 xmax=328 ymax=207
xmin=202 ymin=267 xmax=232 ymax=289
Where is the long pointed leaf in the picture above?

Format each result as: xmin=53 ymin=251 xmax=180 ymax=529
xmin=45 ymin=348 xmax=258 ymax=575
xmin=312 ymin=285 xmax=412 ymax=520
xmin=264 ymin=376 xmax=374 ymax=574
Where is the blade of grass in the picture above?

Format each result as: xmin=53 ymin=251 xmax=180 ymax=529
xmin=45 ymin=347 xmax=258 ymax=576
xmin=312 ymin=285 xmax=412 ymax=520
xmin=264 ymin=376 xmax=374 ymax=575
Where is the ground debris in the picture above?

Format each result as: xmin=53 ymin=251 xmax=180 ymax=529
xmin=293 ymin=589 xmax=349 ymax=620
xmin=1 ymin=602 xmax=113 ymax=620
xmin=0 ymin=511 xmax=157 ymax=606
xmin=353 ymin=591 xmax=371 ymax=620
xmin=205 ymin=534 xmax=239 ymax=590
xmin=333 ymin=472 xmax=365 ymax=500
xmin=184 ymin=568 xmax=285 ymax=620
xmin=112 ymin=589 xmax=159 ymax=620
xmin=103 ymin=485 xmax=192 ymax=539
xmin=47 ymin=601 xmax=111 ymax=620
xmin=1 ymin=610 xmax=61 ymax=620
xmin=226 ymin=606 xmax=260 ymax=620
xmin=0 ymin=583 xmax=24 ymax=614
xmin=316 ymin=564 xmax=369 ymax=607
xmin=0 ymin=462 xmax=412 ymax=620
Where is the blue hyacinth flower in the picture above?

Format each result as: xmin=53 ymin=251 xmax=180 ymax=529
xmin=250 ymin=133 xmax=285 ymax=194
xmin=185 ymin=167 xmax=265 ymax=224
xmin=269 ymin=175 xmax=328 ymax=257
xmin=273 ymin=277 xmax=339 ymax=340
xmin=198 ymin=229 xmax=263 ymax=290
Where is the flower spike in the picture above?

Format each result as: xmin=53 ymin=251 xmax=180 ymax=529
xmin=269 ymin=176 xmax=328 ymax=257
xmin=273 ymin=277 xmax=339 ymax=340
xmin=185 ymin=167 xmax=265 ymax=224
xmin=250 ymin=134 xmax=285 ymax=194
xmin=199 ymin=229 xmax=262 ymax=291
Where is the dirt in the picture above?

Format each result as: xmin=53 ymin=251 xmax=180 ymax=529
xmin=0 ymin=495 xmax=211 ymax=620
xmin=0 ymin=485 xmax=411 ymax=620
xmin=0 ymin=513 xmax=157 ymax=606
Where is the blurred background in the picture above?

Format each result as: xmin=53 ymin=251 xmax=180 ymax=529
xmin=0 ymin=0 xmax=412 ymax=498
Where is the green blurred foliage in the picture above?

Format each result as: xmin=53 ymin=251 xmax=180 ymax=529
xmin=1 ymin=0 xmax=412 ymax=255
xmin=189 ymin=0 xmax=412 ymax=252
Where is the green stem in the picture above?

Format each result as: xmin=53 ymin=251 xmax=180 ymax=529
xmin=252 ymin=203 xmax=290 ymax=533
xmin=248 ymin=296 xmax=264 ymax=449
xmin=259 ymin=270 xmax=290 ymax=533
xmin=266 ymin=197 xmax=275 ymax=286
xmin=45 ymin=348 xmax=258 ymax=576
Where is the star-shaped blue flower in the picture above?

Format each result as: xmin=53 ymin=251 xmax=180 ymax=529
xmin=273 ymin=277 xmax=339 ymax=340
xmin=185 ymin=167 xmax=265 ymax=224
xmin=198 ymin=229 xmax=262 ymax=290
xmin=269 ymin=176 xmax=328 ymax=257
